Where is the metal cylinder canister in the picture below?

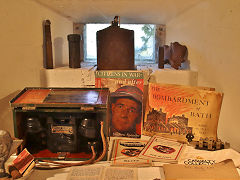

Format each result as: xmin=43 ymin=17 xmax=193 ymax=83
xmin=43 ymin=20 xmax=53 ymax=69
xmin=67 ymin=34 xmax=81 ymax=68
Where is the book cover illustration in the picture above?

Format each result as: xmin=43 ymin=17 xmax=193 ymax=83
xmin=111 ymin=139 xmax=148 ymax=160
xmin=95 ymin=71 xmax=144 ymax=138
xmin=143 ymin=83 xmax=223 ymax=142
xmin=138 ymin=135 xmax=186 ymax=163
xmin=110 ymin=138 xmax=151 ymax=167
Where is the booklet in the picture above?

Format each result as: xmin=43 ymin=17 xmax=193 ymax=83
xmin=110 ymin=138 xmax=151 ymax=167
xmin=12 ymin=148 xmax=35 ymax=176
xmin=138 ymin=135 xmax=186 ymax=163
xmin=95 ymin=70 xmax=145 ymax=138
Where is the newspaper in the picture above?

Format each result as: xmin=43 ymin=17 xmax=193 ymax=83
xmin=66 ymin=165 xmax=137 ymax=180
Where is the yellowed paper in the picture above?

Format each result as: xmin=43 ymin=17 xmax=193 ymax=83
xmin=163 ymin=159 xmax=240 ymax=180
xmin=143 ymin=83 xmax=223 ymax=142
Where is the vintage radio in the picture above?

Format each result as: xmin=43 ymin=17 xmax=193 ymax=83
xmin=10 ymin=87 xmax=109 ymax=160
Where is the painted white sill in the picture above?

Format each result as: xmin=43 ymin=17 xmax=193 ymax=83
xmin=40 ymin=65 xmax=198 ymax=88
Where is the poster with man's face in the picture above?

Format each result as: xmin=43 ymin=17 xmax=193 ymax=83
xmin=95 ymin=71 xmax=144 ymax=138
xmin=110 ymin=86 xmax=143 ymax=138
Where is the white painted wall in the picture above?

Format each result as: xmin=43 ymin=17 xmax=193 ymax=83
xmin=166 ymin=0 xmax=240 ymax=151
xmin=0 ymin=0 xmax=72 ymax=133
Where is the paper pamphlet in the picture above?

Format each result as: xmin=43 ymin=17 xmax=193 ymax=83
xmin=143 ymin=83 xmax=223 ymax=142
xmin=163 ymin=159 xmax=240 ymax=180
xmin=110 ymin=138 xmax=151 ymax=167
xmin=138 ymin=135 xmax=186 ymax=163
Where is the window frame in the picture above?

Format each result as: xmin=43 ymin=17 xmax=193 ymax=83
xmin=73 ymin=23 xmax=165 ymax=65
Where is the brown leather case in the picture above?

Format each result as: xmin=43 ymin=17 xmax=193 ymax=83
xmin=97 ymin=26 xmax=135 ymax=70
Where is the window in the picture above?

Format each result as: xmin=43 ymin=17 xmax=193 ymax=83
xmin=84 ymin=24 xmax=156 ymax=63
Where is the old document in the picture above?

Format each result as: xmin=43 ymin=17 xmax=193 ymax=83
xmin=102 ymin=166 xmax=137 ymax=180
xmin=66 ymin=165 xmax=137 ymax=180
xmin=66 ymin=165 xmax=104 ymax=180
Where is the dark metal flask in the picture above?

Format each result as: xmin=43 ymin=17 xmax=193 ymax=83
xmin=67 ymin=34 xmax=81 ymax=68
xmin=97 ymin=25 xmax=135 ymax=70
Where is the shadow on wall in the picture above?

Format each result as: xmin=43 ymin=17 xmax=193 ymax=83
xmin=0 ymin=91 xmax=21 ymax=136
xmin=54 ymin=37 xmax=64 ymax=68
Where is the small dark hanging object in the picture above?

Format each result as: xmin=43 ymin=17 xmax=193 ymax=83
xmin=164 ymin=42 xmax=187 ymax=70
xmin=43 ymin=20 xmax=53 ymax=69
xmin=111 ymin=16 xmax=119 ymax=26
xmin=97 ymin=16 xmax=135 ymax=70
xmin=67 ymin=34 xmax=81 ymax=68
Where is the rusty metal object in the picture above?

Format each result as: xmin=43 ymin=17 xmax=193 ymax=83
xmin=163 ymin=45 xmax=171 ymax=64
xmin=158 ymin=46 xmax=164 ymax=69
xmin=67 ymin=34 xmax=81 ymax=68
xmin=43 ymin=20 xmax=53 ymax=69
xmin=195 ymin=137 xmax=230 ymax=151
xmin=163 ymin=42 xmax=187 ymax=70
xmin=97 ymin=17 xmax=134 ymax=70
